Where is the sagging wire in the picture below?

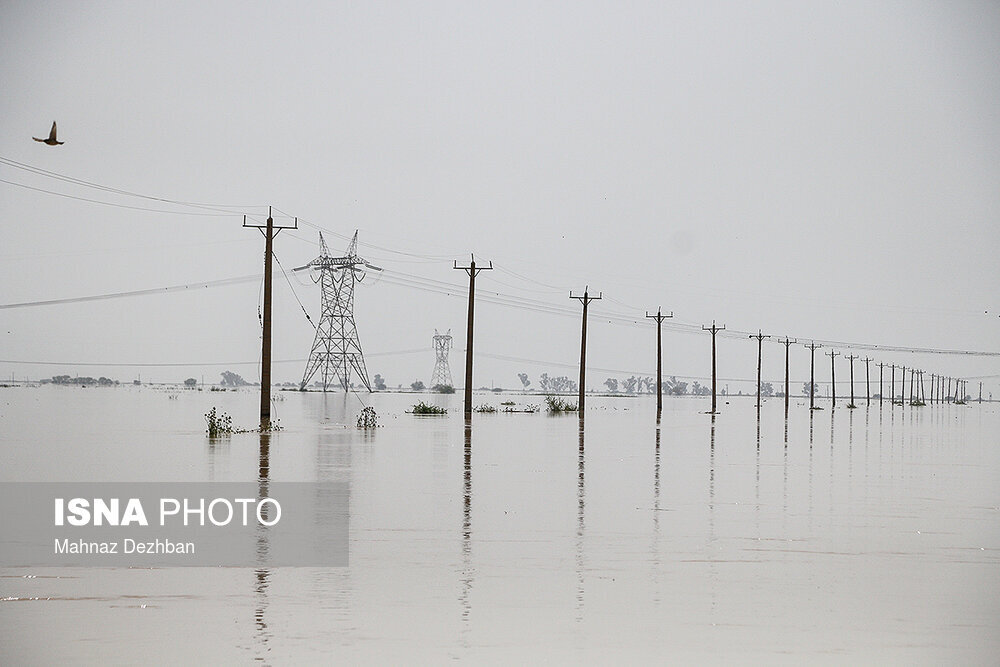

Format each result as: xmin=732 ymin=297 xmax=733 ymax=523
xmin=273 ymin=251 xmax=316 ymax=330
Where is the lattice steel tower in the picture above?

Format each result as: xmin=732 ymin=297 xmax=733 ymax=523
xmin=300 ymin=231 xmax=381 ymax=392
xmin=431 ymin=329 xmax=454 ymax=388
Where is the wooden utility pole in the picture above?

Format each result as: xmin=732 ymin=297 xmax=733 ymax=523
xmin=781 ymin=337 xmax=795 ymax=416
xmin=846 ymin=353 xmax=858 ymax=407
xmin=980 ymin=382 xmax=983 ymax=403
xmin=900 ymin=366 xmax=907 ymax=403
xmin=862 ymin=357 xmax=872 ymax=404
xmin=805 ymin=341 xmax=822 ymax=410
xmin=645 ymin=307 xmax=673 ymax=417
xmin=702 ymin=321 xmax=726 ymax=414
xmin=244 ymin=207 xmax=297 ymax=429
xmin=749 ymin=330 xmax=771 ymax=411
xmin=570 ymin=288 xmax=601 ymax=415
xmin=878 ymin=362 xmax=885 ymax=404
xmin=947 ymin=376 xmax=952 ymax=402
xmin=454 ymin=257 xmax=493 ymax=418
xmin=827 ymin=349 xmax=840 ymax=408
xmin=890 ymin=365 xmax=895 ymax=406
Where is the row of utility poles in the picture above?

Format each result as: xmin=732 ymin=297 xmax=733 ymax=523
xmin=436 ymin=258 xmax=980 ymax=421
xmin=247 ymin=229 xmax=980 ymax=427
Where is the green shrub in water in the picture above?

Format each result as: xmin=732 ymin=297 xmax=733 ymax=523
xmin=412 ymin=401 xmax=447 ymax=415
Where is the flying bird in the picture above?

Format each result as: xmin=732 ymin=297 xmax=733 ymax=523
xmin=33 ymin=121 xmax=64 ymax=145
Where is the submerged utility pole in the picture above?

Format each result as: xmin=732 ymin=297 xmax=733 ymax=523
xmin=454 ymin=256 xmax=493 ymax=418
xmin=782 ymin=337 xmax=795 ymax=416
xmin=805 ymin=341 xmax=822 ymax=410
xmin=645 ymin=307 xmax=673 ymax=417
xmin=827 ymin=349 xmax=840 ymax=408
xmin=749 ymin=330 xmax=771 ymax=411
xmin=890 ymin=364 xmax=896 ymax=405
xmin=861 ymin=357 xmax=872 ymax=405
xmin=702 ymin=321 xmax=726 ymax=414
xmin=570 ymin=288 xmax=601 ymax=415
xmin=244 ymin=207 xmax=297 ymax=429
xmin=878 ymin=362 xmax=885 ymax=404
xmin=900 ymin=366 xmax=907 ymax=403
xmin=846 ymin=353 xmax=858 ymax=407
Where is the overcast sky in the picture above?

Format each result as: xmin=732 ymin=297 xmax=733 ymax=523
xmin=1 ymin=1 xmax=998 ymax=393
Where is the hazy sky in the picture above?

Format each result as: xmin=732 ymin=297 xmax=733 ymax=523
xmin=1 ymin=1 xmax=998 ymax=393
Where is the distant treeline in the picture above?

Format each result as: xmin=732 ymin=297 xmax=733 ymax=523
xmin=44 ymin=375 xmax=117 ymax=386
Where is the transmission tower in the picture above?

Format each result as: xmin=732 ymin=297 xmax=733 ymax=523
xmin=300 ymin=231 xmax=381 ymax=392
xmin=431 ymin=329 xmax=454 ymax=387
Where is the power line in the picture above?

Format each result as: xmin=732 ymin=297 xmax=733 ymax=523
xmin=0 ymin=155 xmax=262 ymax=214
xmin=0 ymin=349 xmax=426 ymax=368
xmin=0 ymin=272 xmax=299 ymax=309
xmin=0 ymin=160 xmax=995 ymax=359
xmin=0 ymin=178 xmax=244 ymax=217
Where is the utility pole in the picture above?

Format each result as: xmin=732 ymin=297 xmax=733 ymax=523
xmin=947 ymin=377 xmax=952 ymax=403
xmin=781 ymin=337 xmax=795 ymax=416
xmin=862 ymin=360 xmax=868 ymax=403
xmin=244 ymin=207 xmax=297 ymax=429
xmin=878 ymin=362 xmax=885 ymax=404
xmin=454 ymin=256 xmax=493 ymax=418
xmin=900 ymin=366 xmax=907 ymax=404
xmin=980 ymin=382 xmax=983 ymax=403
xmin=846 ymin=353 xmax=858 ymax=407
xmin=890 ymin=365 xmax=895 ymax=406
xmin=702 ymin=321 xmax=726 ymax=414
xmin=570 ymin=287 xmax=601 ymax=416
xmin=827 ymin=350 xmax=840 ymax=408
xmin=645 ymin=307 xmax=673 ymax=417
xmin=749 ymin=330 xmax=771 ymax=411
xmin=805 ymin=341 xmax=822 ymax=410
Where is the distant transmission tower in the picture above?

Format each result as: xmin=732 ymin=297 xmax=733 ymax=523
xmin=300 ymin=231 xmax=381 ymax=392
xmin=430 ymin=329 xmax=454 ymax=387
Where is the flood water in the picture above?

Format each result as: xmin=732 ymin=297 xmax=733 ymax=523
xmin=2 ymin=386 xmax=998 ymax=664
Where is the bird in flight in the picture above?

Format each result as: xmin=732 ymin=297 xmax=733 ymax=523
xmin=33 ymin=121 xmax=64 ymax=145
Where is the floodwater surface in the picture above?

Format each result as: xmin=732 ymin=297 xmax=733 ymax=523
xmin=1 ymin=386 xmax=998 ymax=664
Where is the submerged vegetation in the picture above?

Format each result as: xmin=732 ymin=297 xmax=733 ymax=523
xmin=474 ymin=404 xmax=497 ymax=413
xmin=357 ymin=406 xmax=379 ymax=429
xmin=204 ymin=406 xmax=282 ymax=436
xmin=205 ymin=407 xmax=234 ymax=437
xmin=545 ymin=395 xmax=578 ymax=413
xmin=411 ymin=401 xmax=447 ymax=415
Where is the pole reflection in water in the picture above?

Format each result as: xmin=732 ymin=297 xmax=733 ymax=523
xmin=461 ymin=419 xmax=472 ymax=631
xmin=255 ymin=430 xmax=272 ymax=660
xmin=576 ymin=415 xmax=586 ymax=622
xmin=755 ymin=414 xmax=761 ymax=516
xmin=829 ymin=404 xmax=835 ymax=513
xmin=652 ymin=423 xmax=662 ymax=606
xmin=808 ymin=409 xmax=815 ymax=530
xmin=708 ymin=414 xmax=717 ymax=619
xmin=848 ymin=408 xmax=855 ymax=498
xmin=783 ymin=416 xmax=789 ymax=524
